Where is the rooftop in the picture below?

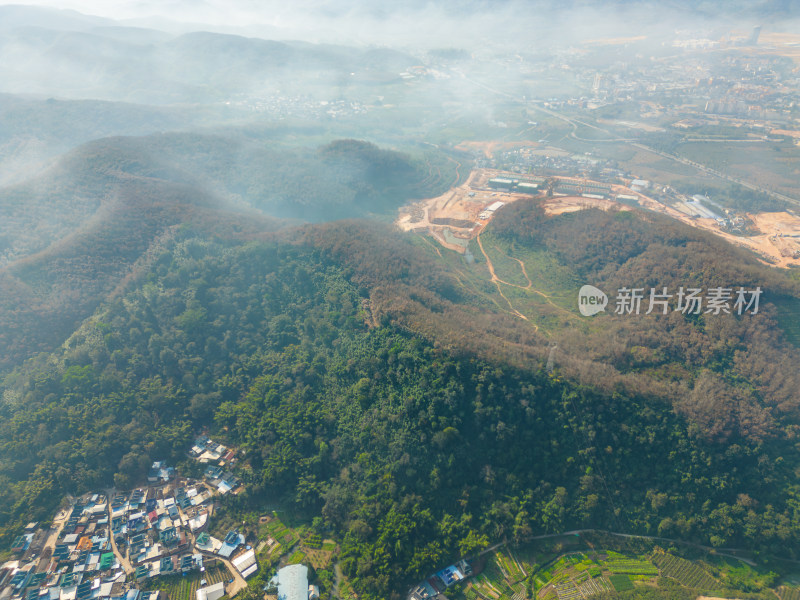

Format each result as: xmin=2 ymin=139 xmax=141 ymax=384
xmin=272 ymin=564 xmax=309 ymax=600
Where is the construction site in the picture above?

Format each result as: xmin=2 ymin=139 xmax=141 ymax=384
xmin=396 ymin=169 xmax=636 ymax=253
xmin=397 ymin=167 xmax=800 ymax=268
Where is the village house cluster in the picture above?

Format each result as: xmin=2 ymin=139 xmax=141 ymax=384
xmin=1 ymin=437 xmax=255 ymax=600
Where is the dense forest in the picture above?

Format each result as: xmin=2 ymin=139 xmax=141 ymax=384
xmin=4 ymin=203 xmax=800 ymax=598
xmin=0 ymin=134 xmax=458 ymax=371
xmin=489 ymin=200 xmax=800 ymax=440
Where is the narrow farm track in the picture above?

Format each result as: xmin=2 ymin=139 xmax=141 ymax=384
xmin=476 ymin=233 xmax=531 ymax=323
xmin=484 ymin=240 xmax=576 ymax=319
xmin=511 ymin=254 xmax=533 ymax=290
xmin=414 ymin=233 xmax=519 ymax=314
xmin=490 ymin=244 xmax=538 ymax=291
xmin=415 ymin=232 xmax=444 ymax=258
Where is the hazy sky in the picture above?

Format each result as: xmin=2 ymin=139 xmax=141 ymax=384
xmin=5 ymin=0 xmax=304 ymax=30
xmin=1 ymin=1 xmax=787 ymax=49
xmin=1 ymin=0 xmax=593 ymax=47
xmin=8 ymin=0 xmax=262 ymax=22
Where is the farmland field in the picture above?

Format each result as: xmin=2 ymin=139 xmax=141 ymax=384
xmin=263 ymin=519 xmax=298 ymax=547
xmin=779 ymin=586 xmax=800 ymax=600
xmin=464 ymin=552 xmax=524 ymax=600
xmin=608 ymin=574 xmax=634 ymax=591
xmin=470 ymin=573 xmax=512 ymax=600
xmin=144 ymin=565 xmax=230 ymax=600
xmin=302 ymin=539 xmax=336 ymax=570
xmin=495 ymin=549 xmax=526 ymax=583
xmin=603 ymin=558 xmax=658 ymax=576
xmin=651 ymin=552 xmax=717 ymax=589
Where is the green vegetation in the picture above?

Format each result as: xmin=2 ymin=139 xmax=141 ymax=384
xmin=668 ymin=180 xmax=790 ymax=213
xmin=650 ymin=552 xmax=716 ymax=589
xmin=144 ymin=565 xmax=229 ymax=600
xmin=495 ymin=548 xmax=525 ymax=582
xmin=455 ymin=537 xmax=784 ymax=600
xmin=3 ymin=201 xmax=800 ymax=600
xmin=6 ymin=13 xmax=800 ymax=600
xmin=604 ymin=559 xmax=658 ymax=576
xmin=0 ymin=132 xmax=459 ymax=371
xmin=609 ymin=574 xmax=634 ymax=591
xmin=779 ymin=587 xmax=800 ymax=600
xmin=674 ymin=141 xmax=800 ymax=199
xmin=288 ymin=551 xmax=306 ymax=564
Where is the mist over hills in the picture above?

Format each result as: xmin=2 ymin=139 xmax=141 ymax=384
xmin=0 ymin=15 xmax=419 ymax=102
xmin=2 ymin=1 xmax=800 ymax=598
xmin=0 ymin=4 xmax=112 ymax=31
xmin=3 ymin=1 xmax=793 ymax=31
xmin=1 ymin=1 xmax=795 ymax=90
xmin=0 ymin=131 xmax=455 ymax=369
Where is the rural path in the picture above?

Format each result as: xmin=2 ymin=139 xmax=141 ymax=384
xmin=476 ymin=236 xmax=576 ymax=325
xmin=447 ymin=155 xmax=462 ymax=188
xmin=219 ymin=556 xmax=248 ymax=595
xmin=109 ymin=525 xmax=134 ymax=575
xmin=509 ymin=253 xmax=533 ymax=290
xmin=39 ymin=508 xmax=69 ymax=569
xmin=194 ymin=549 xmax=248 ymax=596
xmin=104 ymin=494 xmax=135 ymax=575
xmin=475 ymin=233 xmax=530 ymax=322
xmin=490 ymin=244 xmax=567 ymax=302
xmin=415 ymin=232 xmax=444 ymax=258
xmin=332 ymin=563 xmax=343 ymax=600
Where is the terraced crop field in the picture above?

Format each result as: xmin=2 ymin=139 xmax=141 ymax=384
xmin=470 ymin=572 xmax=513 ymax=600
xmin=603 ymin=559 xmax=658 ymax=576
xmin=495 ymin=549 xmax=526 ymax=583
xmin=778 ymin=586 xmax=800 ymax=600
xmin=471 ymin=554 xmax=516 ymax=599
xmin=579 ymin=576 xmax=611 ymax=596
xmin=553 ymin=579 xmax=582 ymax=600
xmin=145 ymin=565 xmax=230 ymax=600
xmin=302 ymin=539 xmax=336 ymax=570
xmin=264 ymin=518 xmax=298 ymax=547
xmin=651 ymin=552 xmax=717 ymax=589
xmin=551 ymin=570 xmax=612 ymax=600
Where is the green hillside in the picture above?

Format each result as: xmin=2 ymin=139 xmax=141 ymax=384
xmin=3 ymin=207 xmax=800 ymax=598
xmin=0 ymin=134 xmax=458 ymax=370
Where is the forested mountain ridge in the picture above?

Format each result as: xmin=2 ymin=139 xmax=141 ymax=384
xmin=0 ymin=133 xmax=453 ymax=371
xmin=482 ymin=200 xmax=800 ymax=443
xmin=4 ymin=199 xmax=800 ymax=598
